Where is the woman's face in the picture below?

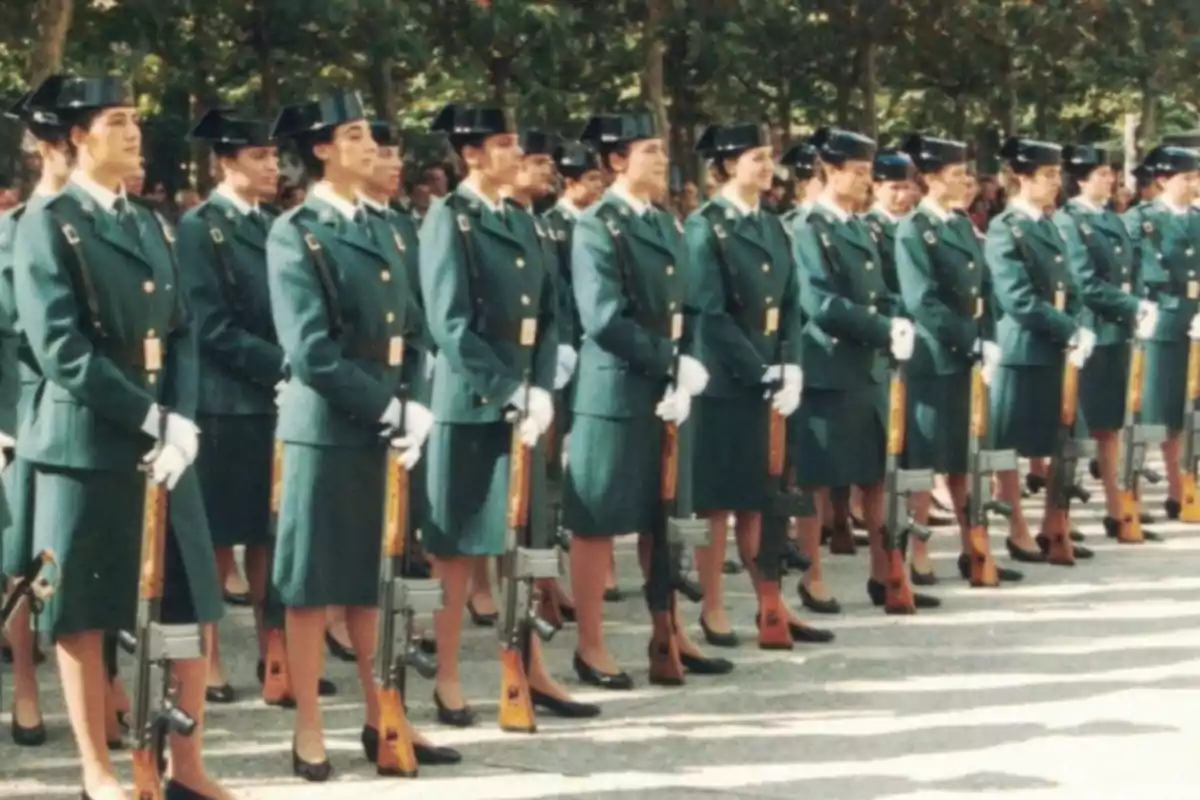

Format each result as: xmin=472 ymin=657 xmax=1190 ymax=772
xmin=730 ymin=145 xmax=775 ymax=193
xmin=314 ymin=120 xmax=376 ymax=184
xmin=614 ymin=137 xmax=669 ymax=195
xmin=1160 ymin=170 xmax=1199 ymax=206
xmin=1080 ymin=165 xmax=1115 ymax=202
xmin=1023 ymin=164 xmax=1062 ymax=207
xmin=826 ymin=159 xmax=873 ymax=207
xmin=224 ymin=146 xmax=280 ymax=202
xmin=73 ymin=106 xmax=141 ymax=178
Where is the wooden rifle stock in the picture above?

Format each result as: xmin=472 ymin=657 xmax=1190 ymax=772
xmin=260 ymin=440 xmax=293 ymax=707
xmin=648 ymin=416 xmax=685 ymax=685
xmin=883 ymin=365 xmax=916 ymax=614
xmin=1118 ymin=345 xmax=1148 ymax=541
xmin=1044 ymin=360 xmax=1080 ymax=565
xmin=756 ymin=406 xmax=792 ymax=650
xmin=966 ymin=365 xmax=1000 ymax=586
xmin=1180 ymin=340 xmax=1200 ymax=522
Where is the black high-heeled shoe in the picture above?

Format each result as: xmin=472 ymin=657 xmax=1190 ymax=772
xmin=956 ymin=553 xmax=1023 ymax=582
xmin=797 ymin=583 xmax=841 ymax=615
xmin=572 ymin=651 xmax=633 ymax=690
xmin=698 ymin=615 xmax=739 ymax=648
xmin=433 ymin=690 xmax=477 ymax=727
xmin=530 ymin=689 xmax=601 ymax=718
xmin=204 ymin=684 xmax=235 ymax=704
xmin=10 ymin=712 xmax=46 ymax=747
xmin=361 ymin=725 xmax=463 ymax=766
xmin=165 ymin=779 xmax=217 ymax=799
xmin=292 ymin=740 xmax=333 ymax=782
xmin=866 ymin=579 xmax=941 ymax=609
xmin=466 ymin=598 xmax=498 ymax=627
xmin=325 ymin=630 xmax=356 ymax=662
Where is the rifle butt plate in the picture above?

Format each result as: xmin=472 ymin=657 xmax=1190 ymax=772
xmin=667 ymin=517 xmax=711 ymax=548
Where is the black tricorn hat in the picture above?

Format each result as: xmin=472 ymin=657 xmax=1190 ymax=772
xmin=519 ymin=129 xmax=558 ymax=156
xmin=1061 ymin=144 xmax=1115 ymax=179
xmin=46 ymin=75 xmax=134 ymax=113
xmin=189 ymin=107 xmax=273 ymax=148
xmin=1141 ymin=145 xmax=1200 ymax=177
xmin=999 ymin=136 xmax=1062 ymax=175
xmin=554 ymin=141 xmax=601 ymax=176
xmin=270 ymin=90 xmax=366 ymax=139
xmin=873 ymin=149 xmax=914 ymax=182
xmin=369 ymin=120 xmax=402 ymax=147
xmin=780 ymin=143 xmax=817 ymax=179
xmin=694 ymin=122 xmax=769 ymax=158
xmin=578 ymin=113 xmax=659 ymax=152
xmin=429 ymin=104 xmax=513 ymax=137
xmin=899 ymin=133 xmax=968 ymax=174
xmin=809 ymin=127 xmax=876 ymax=166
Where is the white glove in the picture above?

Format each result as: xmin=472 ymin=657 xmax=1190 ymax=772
xmin=676 ymin=354 xmax=709 ymax=395
xmin=388 ymin=436 xmax=423 ymax=470
xmin=1136 ymin=300 xmax=1159 ymax=341
xmin=655 ymin=387 xmax=693 ymax=424
xmin=783 ymin=364 xmax=803 ymax=395
xmin=508 ymin=386 xmax=555 ymax=447
xmin=1190 ymin=313 xmax=1200 ymax=342
xmin=0 ymin=430 xmax=15 ymax=471
xmin=274 ymin=380 xmax=286 ymax=408
xmin=554 ymin=345 xmax=578 ymax=390
xmin=140 ymin=408 xmax=200 ymax=464
xmin=147 ymin=444 xmax=189 ymax=490
xmin=889 ymin=318 xmax=915 ymax=362
xmin=401 ymin=400 xmax=434 ymax=447
xmin=762 ymin=365 xmax=782 ymax=384
xmin=978 ymin=340 xmax=1001 ymax=386
xmin=1068 ymin=327 xmax=1097 ymax=368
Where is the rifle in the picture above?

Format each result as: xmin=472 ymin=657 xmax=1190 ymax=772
xmin=1117 ymin=340 xmax=1166 ymax=540
xmin=0 ymin=550 xmax=56 ymax=629
xmin=1179 ymin=337 xmax=1200 ymax=522
xmin=375 ymin=392 xmax=442 ymax=774
xmin=538 ymin=415 xmax=572 ymax=630
xmin=1042 ymin=352 xmax=1095 ymax=565
xmin=498 ymin=376 xmax=561 ymax=733
xmin=757 ymin=343 xmax=806 ymax=650
xmin=964 ymin=362 xmax=1017 ymax=585
xmin=647 ymin=349 xmax=710 ymax=684
xmin=260 ymin=439 xmax=292 ymax=706
xmin=121 ymin=408 xmax=203 ymax=800
xmin=881 ymin=360 xmax=933 ymax=614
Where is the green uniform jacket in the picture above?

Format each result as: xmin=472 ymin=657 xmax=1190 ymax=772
xmin=791 ymin=204 xmax=897 ymax=389
xmin=14 ymin=183 xmax=197 ymax=467
xmin=571 ymin=190 xmax=691 ymax=418
xmin=863 ymin=208 xmax=903 ymax=297
xmin=418 ymin=186 xmax=558 ymax=420
xmin=176 ymin=193 xmax=282 ymax=414
xmin=0 ymin=206 xmax=30 ymax=432
xmin=985 ymin=207 xmax=1082 ymax=366
xmin=267 ymin=195 xmax=409 ymax=445
xmin=1053 ymin=199 xmax=1138 ymax=347
xmin=1126 ymin=200 xmax=1200 ymax=343
xmin=541 ymin=203 xmax=582 ymax=351
xmin=896 ymin=204 xmax=997 ymax=377
xmin=685 ymin=196 xmax=801 ymax=395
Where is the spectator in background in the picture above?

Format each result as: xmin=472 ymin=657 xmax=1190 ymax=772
xmin=409 ymin=179 xmax=432 ymax=219
xmin=0 ymin=182 xmax=18 ymax=213
xmin=277 ymin=183 xmax=306 ymax=209
xmin=1112 ymin=185 xmax=1135 ymax=213
xmin=678 ymin=179 xmax=700 ymax=217
xmin=422 ymin=162 xmax=450 ymax=196
xmin=126 ymin=164 xmax=146 ymax=195
xmin=176 ymin=187 xmax=201 ymax=213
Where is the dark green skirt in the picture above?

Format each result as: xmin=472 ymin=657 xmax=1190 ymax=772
xmin=1143 ymin=339 xmax=1187 ymax=432
xmin=564 ymin=413 xmax=672 ymax=537
xmin=989 ymin=363 xmax=1089 ymax=457
xmin=790 ymin=385 xmax=886 ymax=488
xmin=1079 ymin=343 xmax=1130 ymax=432
xmin=273 ymin=443 xmax=387 ymax=607
xmin=691 ymin=395 xmax=769 ymax=512
xmin=31 ymin=465 xmax=223 ymax=637
xmin=422 ymin=421 xmax=518 ymax=557
xmin=195 ymin=414 xmax=273 ymax=548
xmin=905 ymin=372 xmax=971 ymax=474
xmin=1 ymin=457 xmax=33 ymax=576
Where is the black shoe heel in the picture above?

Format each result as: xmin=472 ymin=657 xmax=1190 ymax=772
xmin=292 ymin=741 xmax=333 ymax=782
xmin=571 ymin=651 xmax=633 ymax=690
xmin=433 ymin=690 xmax=477 ymax=727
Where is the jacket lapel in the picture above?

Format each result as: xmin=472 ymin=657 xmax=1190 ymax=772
xmin=937 ymin=212 xmax=982 ymax=259
xmin=66 ymin=184 xmax=152 ymax=269
xmin=712 ymin=196 xmax=774 ymax=258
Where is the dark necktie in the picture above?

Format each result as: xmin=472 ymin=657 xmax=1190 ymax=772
xmin=248 ymin=209 xmax=266 ymax=234
xmin=114 ymin=197 xmax=141 ymax=243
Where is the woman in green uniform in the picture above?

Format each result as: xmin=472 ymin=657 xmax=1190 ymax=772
xmin=895 ymin=133 xmax=1021 ymax=584
xmin=178 ymin=108 xmax=289 ymax=702
xmin=683 ymin=122 xmax=832 ymax=647
xmin=864 ymin=150 xmax=917 ymax=297
xmin=564 ymin=112 xmax=731 ymax=686
xmin=419 ymin=105 xmax=596 ymax=724
xmin=14 ymin=74 xmax=228 ymax=800
xmin=1126 ymin=144 xmax=1200 ymax=520
xmin=267 ymin=90 xmax=455 ymax=780
xmin=1054 ymin=145 xmax=1159 ymax=539
xmin=986 ymin=137 xmax=1096 ymax=564
xmin=0 ymin=81 xmax=70 ymax=748
xmin=789 ymin=127 xmax=933 ymax=613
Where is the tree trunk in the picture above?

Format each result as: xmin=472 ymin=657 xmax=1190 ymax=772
xmin=858 ymin=21 xmax=877 ymax=138
xmin=252 ymin=0 xmax=277 ymax=115
xmin=489 ymin=56 xmax=511 ymax=106
xmin=643 ymin=0 xmax=670 ymax=143
xmin=777 ymin=74 xmax=792 ymax=150
xmin=1138 ymin=75 xmax=1158 ymax=148
xmin=27 ymin=0 xmax=74 ymax=83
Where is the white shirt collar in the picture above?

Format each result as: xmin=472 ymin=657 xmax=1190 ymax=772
xmin=1009 ymin=197 xmax=1044 ymax=221
xmin=719 ymin=185 xmax=759 ymax=217
xmin=1160 ymin=197 xmax=1190 ymax=216
xmin=311 ymin=181 xmax=361 ymax=221
xmin=610 ymin=182 xmax=651 ymax=216
xmin=70 ymin=170 xmax=125 ymax=213
xmin=918 ymin=197 xmax=952 ymax=222
xmin=215 ymin=184 xmax=258 ymax=215
xmin=460 ymin=180 xmax=502 ymax=213
xmin=557 ymin=197 xmax=583 ymax=218
xmin=1072 ymin=195 xmax=1104 ymax=213
xmin=871 ymin=204 xmax=900 ymax=223
xmin=816 ymin=197 xmax=852 ymax=223
xmin=358 ymin=194 xmax=390 ymax=213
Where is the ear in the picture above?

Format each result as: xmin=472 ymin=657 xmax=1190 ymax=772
xmin=312 ymin=140 xmax=334 ymax=164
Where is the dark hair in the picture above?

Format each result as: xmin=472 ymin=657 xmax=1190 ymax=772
xmin=60 ymin=108 xmax=106 ymax=165
xmin=294 ymin=128 xmax=335 ymax=182
xmin=599 ymin=142 xmax=631 ymax=173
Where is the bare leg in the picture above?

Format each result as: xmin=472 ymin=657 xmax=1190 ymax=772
xmin=432 ymin=556 xmax=472 ymax=709
xmin=862 ymin=483 xmax=887 ymax=582
xmin=1095 ymin=431 xmax=1121 ymax=520
xmin=59 ymin=631 xmax=125 ymax=798
xmin=695 ymin=512 xmax=731 ymax=633
xmin=947 ymin=474 xmax=971 ymax=553
xmin=326 ymin=606 xmax=352 ymax=653
xmin=168 ymin=625 xmax=236 ymax=800
xmin=5 ymin=580 xmax=42 ymax=730
xmin=244 ymin=546 xmax=270 ymax=660
xmin=344 ymin=606 xmax=381 ymax=729
xmin=998 ymin=469 xmax=1037 ymax=550
xmin=572 ymin=536 xmax=617 ymax=671
xmin=286 ymin=607 xmax=327 ymax=763
xmin=468 ymin=557 xmax=497 ymax=617
xmin=223 ymin=548 xmax=249 ymax=597
xmin=1163 ymin=434 xmax=1182 ymax=504
xmin=207 ymin=548 xmax=236 ymax=689
xmin=799 ymin=488 xmax=829 ymax=599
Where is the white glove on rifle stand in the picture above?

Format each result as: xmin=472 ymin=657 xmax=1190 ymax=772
xmin=1136 ymin=300 xmax=1159 ymax=341
xmin=140 ymin=406 xmax=200 ymax=465
xmin=0 ymin=430 xmax=15 ymax=471
xmin=889 ymin=318 xmax=915 ymax=362
xmin=765 ymin=364 xmax=803 ymax=417
xmin=1189 ymin=312 xmax=1200 ymax=342
xmin=274 ymin=380 xmax=286 ymax=408
xmin=379 ymin=397 xmax=436 ymax=449
xmin=655 ymin=387 xmax=693 ymax=424
xmin=554 ymin=345 xmax=578 ymax=390
xmin=1067 ymin=327 xmax=1097 ymax=368
xmin=676 ymin=355 xmax=710 ymax=396
xmin=976 ymin=339 xmax=1002 ymax=386
xmin=506 ymin=385 xmax=555 ymax=447
xmin=146 ymin=444 xmax=189 ymax=490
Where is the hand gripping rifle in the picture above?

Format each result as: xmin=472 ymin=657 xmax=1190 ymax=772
xmin=647 ymin=347 xmax=710 ymax=685
xmin=882 ymin=359 xmax=933 ymax=614
xmin=498 ymin=374 xmax=561 ymax=733
xmin=375 ymin=389 xmax=442 ymax=774
xmin=757 ymin=341 xmax=807 ymax=650
xmin=963 ymin=359 xmax=1017 ymax=586
xmin=1178 ymin=337 xmax=1200 ymax=522
xmin=122 ymin=407 xmax=203 ymax=800
xmin=1117 ymin=338 xmax=1166 ymax=540
xmin=1042 ymin=349 xmax=1095 ymax=565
